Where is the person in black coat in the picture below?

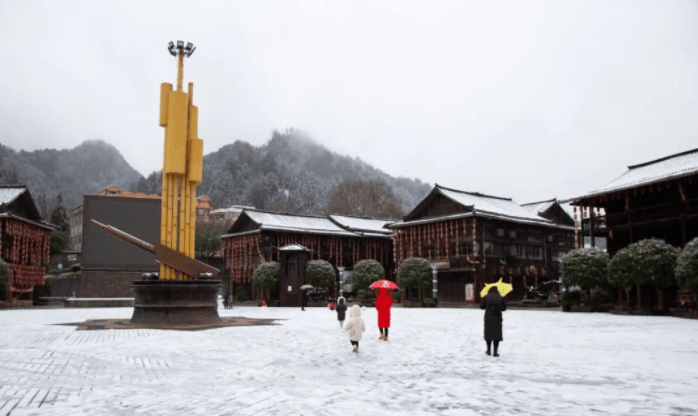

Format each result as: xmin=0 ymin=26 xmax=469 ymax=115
xmin=480 ymin=285 xmax=507 ymax=357
xmin=301 ymin=290 xmax=308 ymax=311
xmin=335 ymin=297 xmax=347 ymax=328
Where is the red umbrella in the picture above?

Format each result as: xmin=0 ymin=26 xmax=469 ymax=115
xmin=369 ymin=279 xmax=400 ymax=290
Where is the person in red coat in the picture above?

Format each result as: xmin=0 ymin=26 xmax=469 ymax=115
xmin=376 ymin=288 xmax=393 ymax=341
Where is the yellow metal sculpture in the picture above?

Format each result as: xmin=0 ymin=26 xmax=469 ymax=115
xmin=159 ymin=40 xmax=204 ymax=280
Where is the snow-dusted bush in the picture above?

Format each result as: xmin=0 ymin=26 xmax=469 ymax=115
xmin=676 ymin=237 xmax=698 ymax=292
xmin=609 ymin=239 xmax=678 ymax=309
xmin=608 ymin=246 xmax=636 ymax=290
xmin=305 ymin=260 xmax=335 ymax=289
xmin=0 ymin=259 xmax=8 ymax=292
xmin=398 ymin=257 xmax=431 ymax=299
xmin=627 ymin=238 xmax=677 ymax=289
xmin=349 ymin=259 xmax=384 ymax=294
xmin=561 ymin=248 xmax=609 ymax=299
xmin=253 ymin=261 xmax=280 ymax=299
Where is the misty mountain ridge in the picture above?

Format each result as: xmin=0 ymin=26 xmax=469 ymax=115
xmin=0 ymin=129 xmax=432 ymax=219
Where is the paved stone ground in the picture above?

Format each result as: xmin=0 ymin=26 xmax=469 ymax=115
xmin=1 ymin=305 xmax=697 ymax=415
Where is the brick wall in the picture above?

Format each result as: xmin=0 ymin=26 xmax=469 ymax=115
xmin=80 ymin=269 xmax=157 ymax=298
xmin=47 ymin=274 xmax=83 ymax=298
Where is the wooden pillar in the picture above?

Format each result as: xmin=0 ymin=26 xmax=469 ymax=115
xmin=589 ymin=204 xmax=596 ymax=248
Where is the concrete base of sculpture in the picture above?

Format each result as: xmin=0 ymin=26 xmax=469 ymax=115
xmin=131 ymin=280 xmax=221 ymax=325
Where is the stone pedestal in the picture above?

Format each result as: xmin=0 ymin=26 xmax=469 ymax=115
xmin=131 ymin=280 xmax=221 ymax=325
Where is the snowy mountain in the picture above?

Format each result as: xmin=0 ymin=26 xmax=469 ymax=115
xmin=0 ymin=131 xmax=432 ymax=219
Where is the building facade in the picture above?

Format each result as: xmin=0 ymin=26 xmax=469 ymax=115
xmin=569 ymin=148 xmax=698 ymax=308
xmin=0 ymin=185 xmax=56 ymax=306
xmin=220 ymin=209 xmax=395 ymax=305
xmin=389 ymin=185 xmax=576 ymax=303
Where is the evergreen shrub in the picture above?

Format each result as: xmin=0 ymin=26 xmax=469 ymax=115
xmin=252 ymin=261 xmax=280 ymax=300
xmin=676 ymin=237 xmax=698 ymax=292
xmin=397 ymin=257 xmax=431 ymax=299
xmin=305 ymin=260 xmax=335 ymax=290
xmin=349 ymin=260 xmax=384 ymax=294
xmin=561 ymin=248 xmax=609 ymax=299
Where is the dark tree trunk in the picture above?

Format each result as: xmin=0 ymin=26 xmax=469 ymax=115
xmin=636 ymin=283 xmax=642 ymax=309
xmin=656 ymin=288 xmax=664 ymax=311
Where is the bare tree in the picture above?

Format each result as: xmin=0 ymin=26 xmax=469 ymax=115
xmin=326 ymin=179 xmax=404 ymax=219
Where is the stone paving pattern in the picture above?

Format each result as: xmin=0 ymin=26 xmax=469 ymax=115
xmin=1 ymin=306 xmax=698 ymax=415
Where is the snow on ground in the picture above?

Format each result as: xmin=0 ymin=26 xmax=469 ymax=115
xmin=1 ymin=305 xmax=697 ymax=416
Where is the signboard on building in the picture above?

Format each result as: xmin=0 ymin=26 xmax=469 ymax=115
xmin=465 ymin=283 xmax=474 ymax=302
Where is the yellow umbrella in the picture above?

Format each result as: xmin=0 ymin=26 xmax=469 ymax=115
xmin=480 ymin=278 xmax=514 ymax=298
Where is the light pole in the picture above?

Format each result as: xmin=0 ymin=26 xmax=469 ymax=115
xmin=338 ymin=267 xmax=345 ymax=298
xmin=431 ymin=264 xmax=439 ymax=308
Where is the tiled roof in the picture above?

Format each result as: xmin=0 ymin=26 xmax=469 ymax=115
xmin=243 ymin=210 xmax=357 ymax=236
xmin=436 ymin=185 xmax=552 ymax=224
xmin=521 ymin=199 xmax=557 ymax=216
xmin=328 ymin=215 xmax=393 ymax=235
xmin=0 ymin=186 xmax=26 ymax=205
xmin=571 ymin=148 xmax=698 ymax=201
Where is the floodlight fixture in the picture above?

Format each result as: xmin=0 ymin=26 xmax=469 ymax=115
xmin=168 ymin=41 xmax=174 ymax=49
xmin=177 ymin=40 xmax=184 ymax=49
xmin=186 ymin=46 xmax=196 ymax=57
xmin=185 ymin=42 xmax=193 ymax=51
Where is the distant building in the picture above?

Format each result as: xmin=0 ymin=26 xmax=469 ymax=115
xmin=568 ymin=148 xmax=698 ymax=308
xmin=220 ymin=209 xmax=394 ymax=306
xmin=196 ymin=195 xmax=212 ymax=218
xmin=79 ymin=194 xmax=161 ymax=297
xmin=69 ymin=205 xmax=83 ymax=252
xmin=208 ymin=205 xmax=254 ymax=223
xmin=69 ymin=186 xmax=212 ymax=252
xmin=388 ymin=185 xmax=577 ymax=303
xmin=0 ymin=185 xmax=57 ymax=306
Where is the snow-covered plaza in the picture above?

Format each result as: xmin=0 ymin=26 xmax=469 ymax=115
xmin=1 ymin=305 xmax=697 ymax=416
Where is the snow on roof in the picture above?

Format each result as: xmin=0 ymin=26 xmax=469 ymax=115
xmin=437 ymin=185 xmax=552 ymax=224
xmin=573 ymin=148 xmax=698 ymax=201
xmin=328 ymin=215 xmax=393 ymax=235
xmin=521 ymin=199 xmax=557 ymax=216
xmin=279 ymin=244 xmax=311 ymax=251
xmin=243 ymin=210 xmax=357 ymax=236
xmin=210 ymin=206 xmax=247 ymax=214
xmin=0 ymin=186 xmax=26 ymax=205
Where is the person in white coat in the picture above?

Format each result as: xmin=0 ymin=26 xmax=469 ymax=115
xmin=344 ymin=305 xmax=366 ymax=352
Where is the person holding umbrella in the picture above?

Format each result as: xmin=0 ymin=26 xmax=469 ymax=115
xmin=480 ymin=279 xmax=511 ymax=357
xmin=300 ymin=284 xmax=313 ymax=311
xmin=370 ymin=278 xmax=399 ymax=341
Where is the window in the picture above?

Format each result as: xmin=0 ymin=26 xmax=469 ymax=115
xmin=548 ymin=235 xmax=553 ymax=242
xmin=484 ymin=242 xmax=494 ymax=256
xmin=552 ymin=250 xmax=566 ymax=262
xmin=484 ymin=228 xmax=496 ymax=239
xmin=495 ymin=244 xmax=505 ymax=257
xmin=458 ymin=242 xmax=472 ymax=256
xmin=507 ymin=245 xmax=526 ymax=258
xmin=287 ymin=254 xmax=298 ymax=276
xmin=496 ymin=228 xmax=505 ymax=237
xmin=509 ymin=230 xmax=516 ymax=239
xmin=527 ymin=246 xmax=543 ymax=259
xmin=528 ymin=234 xmax=543 ymax=244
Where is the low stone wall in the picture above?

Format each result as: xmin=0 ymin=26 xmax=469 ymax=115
xmin=64 ymin=298 xmax=134 ymax=308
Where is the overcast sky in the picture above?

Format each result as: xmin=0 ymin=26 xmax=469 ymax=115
xmin=1 ymin=0 xmax=697 ymax=205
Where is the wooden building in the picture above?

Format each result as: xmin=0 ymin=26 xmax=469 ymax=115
xmin=0 ymin=185 xmax=56 ymax=306
xmin=568 ymin=148 xmax=698 ymax=307
xmin=388 ymin=185 xmax=576 ymax=303
xmin=220 ymin=209 xmax=394 ymax=305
